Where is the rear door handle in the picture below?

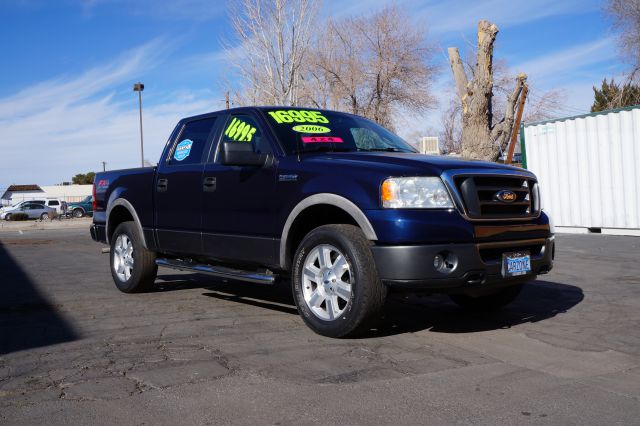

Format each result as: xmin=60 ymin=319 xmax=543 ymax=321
xmin=203 ymin=176 xmax=216 ymax=192
xmin=157 ymin=178 xmax=168 ymax=192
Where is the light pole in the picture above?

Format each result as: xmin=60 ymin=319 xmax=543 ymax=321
xmin=133 ymin=82 xmax=145 ymax=167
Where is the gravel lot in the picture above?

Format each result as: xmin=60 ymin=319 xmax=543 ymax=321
xmin=1 ymin=228 xmax=639 ymax=425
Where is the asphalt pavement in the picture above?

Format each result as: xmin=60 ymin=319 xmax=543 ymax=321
xmin=1 ymin=228 xmax=639 ymax=425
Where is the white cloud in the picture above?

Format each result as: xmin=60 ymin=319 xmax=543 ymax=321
xmin=514 ymin=37 xmax=619 ymax=84
xmin=0 ymin=39 xmax=172 ymax=119
xmin=0 ymin=40 xmax=224 ymax=189
xmin=414 ymin=0 xmax=599 ymax=35
xmin=79 ymin=0 xmax=226 ymax=21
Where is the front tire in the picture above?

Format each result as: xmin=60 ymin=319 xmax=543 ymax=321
xmin=449 ymin=284 xmax=523 ymax=312
xmin=5 ymin=214 xmax=11 ymax=221
xmin=292 ymin=224 xmax=387 ymax=338
xmin=73 ymin=208 xmax=84 ymax=218
xmin=110 ymin=221 xmax=157 ymax=293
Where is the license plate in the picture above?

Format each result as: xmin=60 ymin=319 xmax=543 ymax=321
xmin=502 ymin=251 xmax=531 ymax=277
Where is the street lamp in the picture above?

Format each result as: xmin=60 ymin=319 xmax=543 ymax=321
xmin=133 ymin=82 xmax=145 ymax=167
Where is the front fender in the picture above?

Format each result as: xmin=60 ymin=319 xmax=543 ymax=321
xmin=279 ymin=193 xmax=378 ymax=268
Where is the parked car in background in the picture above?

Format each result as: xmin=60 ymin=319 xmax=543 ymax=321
xmin=67 ymin=195 xmax=93 ymax=218
xmin=499 ymin=152 xmax=522 ymax=163
xmin=0 ymin=198 xmax=64 ymax=215
xmin=1 ymin=202 xmax=55 ymax=220
xmin=1 ymin=200 xmax=46 ymax=213
xmin=44 ymin=198 xmax=64 ymax=214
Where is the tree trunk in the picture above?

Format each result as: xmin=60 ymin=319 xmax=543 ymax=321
xmin=448 ymin=20 xmax=527 ymax=162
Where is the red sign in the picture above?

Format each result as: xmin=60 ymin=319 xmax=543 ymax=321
xmin=301 ymin=136 xmax=344 ymax=143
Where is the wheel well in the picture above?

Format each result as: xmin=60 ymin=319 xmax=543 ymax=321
xmin=285 ymin=204 xmax=359 ymax=270
xmin=107 ymin=205 xmax=134 ymax=243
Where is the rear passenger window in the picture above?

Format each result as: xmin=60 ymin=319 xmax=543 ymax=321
xmin=220 ymin=114 xmax=271 ymax=155
xmin=169 ymin=117 xmax=217 ymax=165
xmin=49 ymin=201 xmax=60 ymax=206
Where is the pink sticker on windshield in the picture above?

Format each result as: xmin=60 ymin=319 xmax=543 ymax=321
xmin=302 ymin=136 xmax=344 ymax=143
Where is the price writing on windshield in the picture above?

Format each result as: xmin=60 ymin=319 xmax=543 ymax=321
xmin=268 ymin=110 xmax=329 ymax=124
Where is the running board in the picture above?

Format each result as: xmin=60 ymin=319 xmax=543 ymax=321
xmin=155 ymin=258 xmax=276 ymax=285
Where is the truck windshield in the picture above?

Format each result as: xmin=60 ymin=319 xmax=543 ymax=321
xmin=262 ymin=108 xmax=417 ymax=154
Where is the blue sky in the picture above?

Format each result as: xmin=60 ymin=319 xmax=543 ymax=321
xmin=0 ymin=0 xmax=625 ymax=190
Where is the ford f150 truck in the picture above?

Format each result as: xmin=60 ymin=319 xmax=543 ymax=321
xmin=91 ymin=107 xmax=554 ymax=337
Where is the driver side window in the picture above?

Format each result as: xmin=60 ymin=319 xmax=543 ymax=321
xmin=220 ymin=114 xmax=271 ymax=156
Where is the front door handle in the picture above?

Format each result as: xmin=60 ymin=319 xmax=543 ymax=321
xmin=203 ymin=176 xmax=216 ymax=192
xmin=157 ymin=178 xmax=168 ymax=192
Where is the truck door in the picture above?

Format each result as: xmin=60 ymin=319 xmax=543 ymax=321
xmin=155 ymin=116 xmax=218 ymax=255
xmin=201 ymin=112 xmax=279 ymax=266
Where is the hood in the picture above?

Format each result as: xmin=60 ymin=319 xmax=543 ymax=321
xmin=300 ymin=152 xmax=531 ymax=177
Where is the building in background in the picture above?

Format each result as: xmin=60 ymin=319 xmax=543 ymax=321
xmin=1 ymin=185 xmax=44 ymax=205
xmin=1 ymin=184 xmax=92 ymax=206
xmin=523 ymin=105 xmax=640 ymax=236
xmin=418 ymin=137 xmax=439 ymax=155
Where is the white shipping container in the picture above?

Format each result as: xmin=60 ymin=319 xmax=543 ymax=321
xmin=419 ymin=137 xmax=439 ymax=155
xmin=523 ymin=106 xmax=640 ymax=235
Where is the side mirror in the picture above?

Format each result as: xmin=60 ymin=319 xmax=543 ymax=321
xmin=220 ymin=142 xmax=267 ymax=167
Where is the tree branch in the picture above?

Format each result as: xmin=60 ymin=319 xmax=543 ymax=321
xmin=491 ymin=72 xmax=527 ymax=150
xmin=447 ymin=47 xmax=468 ymax=102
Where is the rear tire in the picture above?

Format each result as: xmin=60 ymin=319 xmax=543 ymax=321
xmin=292 ymin=224 xmax=387 ymax=338
xmin=40 ymin=212 xmax=49 ymax=220
xmin=110 ymin=221 xmax=157 ymax=293
xmin=5 ymin=214 xmax=11 ymax=221
xmin=449 ymin=284 xmax=523 ymax=312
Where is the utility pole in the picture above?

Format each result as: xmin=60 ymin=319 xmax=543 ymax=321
xmin=506 ymin=85 xmax=528 ymax=165
xmin=133 ymin=82 xmax=145 ymax=167
xmin=102 ymin=161 xmax=107 ymax=172
xmin=225 ymin=91 xmax=230 ymax=110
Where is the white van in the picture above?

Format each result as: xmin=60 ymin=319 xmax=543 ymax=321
xmin=43 ymin=198 xmax=64 ymax=214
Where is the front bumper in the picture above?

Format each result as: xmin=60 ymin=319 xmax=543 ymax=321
xmin=371 ymin=236 xmax=554 ymax=293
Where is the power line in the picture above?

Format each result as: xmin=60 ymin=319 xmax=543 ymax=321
xmin=526 ymin=93 xmax=586 ymax=115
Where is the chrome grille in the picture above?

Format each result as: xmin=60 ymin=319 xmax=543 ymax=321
xmin=452 ymin=174 xmax=540 ymax=220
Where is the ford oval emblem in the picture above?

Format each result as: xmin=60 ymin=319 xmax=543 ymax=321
xmin=495 ymin=190 xmax=517 ymax=203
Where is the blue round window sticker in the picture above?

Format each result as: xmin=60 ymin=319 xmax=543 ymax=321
xmin=174 ymin=139 xmax=193 ymax=161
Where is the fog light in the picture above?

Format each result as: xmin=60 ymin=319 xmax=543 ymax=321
xmin=433 ymin=254 xmax=444 ymax=270
xmin=434 ymin=251 xmax=458 ymax=274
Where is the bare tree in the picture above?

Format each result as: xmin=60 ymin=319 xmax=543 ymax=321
xmin=605 ymin=0 xmax=640 ymax=108
xmin=608 ymin=0 xmax=640 ymax=75
xmin=523 ymin=88 xmax=567 ymax=122
xmin=439 ymin=99 xmax=462 ymax=154
xmin=448 ymin=20 xmax=527 ymax=161
xmin=307 ymin=6 xmax=437 ymax=128
xmin=228 ymin=0 xmax=318 ymax=106
xmin=302 ymin=17 xmax=364 ymax=112
xmin=461 ymin=50 xmax=564 ymax=125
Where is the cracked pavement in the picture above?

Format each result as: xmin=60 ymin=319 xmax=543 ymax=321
xmin=1 ymin=229 xmax=639 ymax=424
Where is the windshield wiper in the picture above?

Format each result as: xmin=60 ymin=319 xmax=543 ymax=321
xmin=297 ymin=146 xmax=354 ymax=154
xmin=364 ymin=147 xmax=410 ymax=152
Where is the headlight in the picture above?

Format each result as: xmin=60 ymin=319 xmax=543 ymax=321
xmin=381 ymin=177 xmax=454 ymax=209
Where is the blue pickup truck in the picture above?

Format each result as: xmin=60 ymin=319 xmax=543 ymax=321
xmin=91 ymin=107 xmax=554 ymax=337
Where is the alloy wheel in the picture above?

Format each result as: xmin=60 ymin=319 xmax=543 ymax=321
xmin=113 ymin=234 xmax=134 ymax=282
xmin=301 ymin=244 xmax=353 ymax=321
